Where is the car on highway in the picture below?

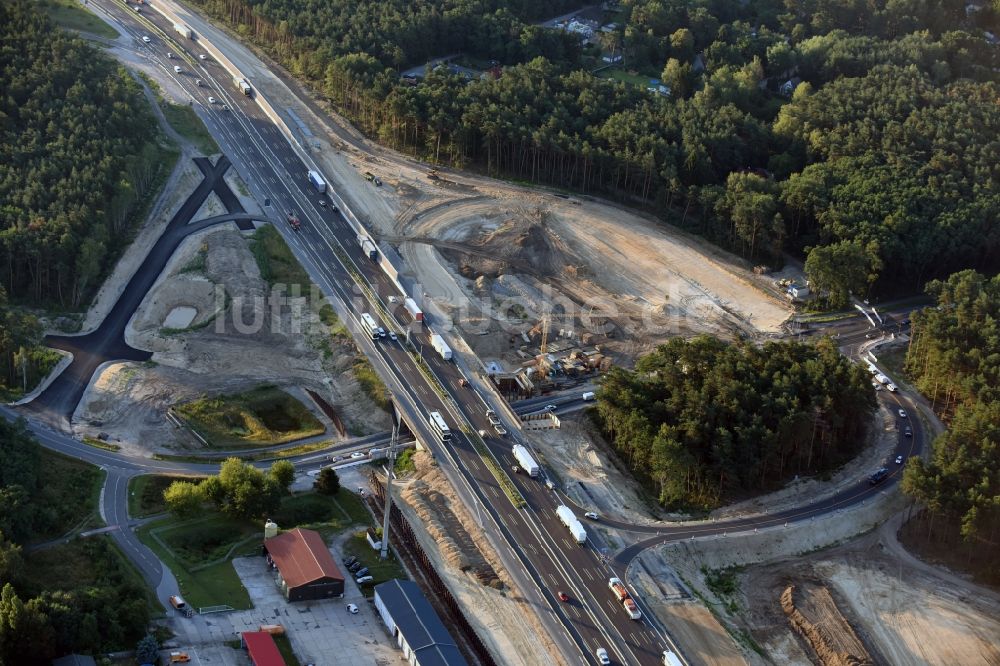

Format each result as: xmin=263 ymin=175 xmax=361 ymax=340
xmin=377 ymin=327 xmax=387 ymax=338
xmin=319 ymin=199 xmax=327 ymax=207
xmin=350 ymin=451 xmax=366 ymax=459
xmin=388 ymin=295 xmax=398 ymax=303
xmin=199 ymin=54 xmax=208 ymax=60
xmin=545 ymin=404 xmax=557 ymax=411
xmin=898 ymin=409 xmax=907 ymax=418
xmin=347 ymin=603 xmax=359 ymax=614
xmin=904 ymin=426 xmax=912 ymax=437
xmin=869 ymin=467 xmax=889 ymax=485
xmin=557 ymin=591 xmax=569 ymax=602
xmin=596 ymin=648 xmax=611 ymax=665
xmin=142 ymin=35 xmax=150 ymax=43
xmin=886 ymin=383 xmax=897 ymax=392
xmin=872 ymin=382 xmax=882 ymax=391
xmin=208 ymin=96 xmax=216 ymax=104
xmin=895 ymin=455 xmax=904 ymax=464
xmin=389 ymin=331 xmax=397 ymax=341
xmin=174 ymin=66 xmax=182 ymax=73
xmin=584 ymin=511 xmax=599 ymax=520
xmin=167 ymin=52 xmax=174 ymax=58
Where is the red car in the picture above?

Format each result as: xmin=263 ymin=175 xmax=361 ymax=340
xmin=557 ymin=591 xmax=569 ymax=602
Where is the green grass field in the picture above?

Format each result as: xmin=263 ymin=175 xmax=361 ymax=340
xmin=40 ymin=0 xmax=119 ymax=39
xmin=250 ymin=224 xmax=312 ymax=289
xmin=138 ymin=491 xmax=372 ymax=609
xmin=175 ymin=385 xmax=324 ymax=447
xmin=160 ymin=102 xmax=220 ymax=156
xmin=599 ymin=67 xmax=654 ymax=87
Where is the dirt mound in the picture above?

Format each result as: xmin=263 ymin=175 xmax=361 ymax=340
xmin=467 ymin=213 xmax=578 ymax=279
xmin=781 ymin=583 xmax=873 ymax=666
xmin=399 ymin=458 xmax=502 ymax=589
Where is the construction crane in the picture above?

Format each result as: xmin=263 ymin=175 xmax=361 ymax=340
xmin=540 ymin=312 xmax=550 ymax=355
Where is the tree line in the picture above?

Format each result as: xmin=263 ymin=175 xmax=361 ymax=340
xmin=0 ymin=419 xmax=150 ymax=662
xmin=901 ymin=270 xmax=1000 ymax=576
xmin=0 ymin=1 xmax=164 ymax=309
xmin=189 ymin=0 xmax=998 ymax=303
xmin=592 ymin=336 xmax=875 ymax=509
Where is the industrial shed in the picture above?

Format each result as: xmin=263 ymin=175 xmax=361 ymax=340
xmin=264 ymin=527 xmax=344 ymax=602
xmin=241 ymin=631 xmax=286 ymax=666
xmin=374 ymin=579 xmax=469 ymax=666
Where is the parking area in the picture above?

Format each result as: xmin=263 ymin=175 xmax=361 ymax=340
xmin=164 ymin=552 xmax=400 ymax=665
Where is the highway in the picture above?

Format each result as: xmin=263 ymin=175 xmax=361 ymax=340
xmin=19 ymin=3 xmax=929 ymax=664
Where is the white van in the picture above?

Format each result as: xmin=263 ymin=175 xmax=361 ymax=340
xmin=173 ymin=66 xmax=182 ymax=74
xmin=662 ymin=650 xmax=683 ymax=666
xmin=582 ymin=391 xmax=596 ymax=401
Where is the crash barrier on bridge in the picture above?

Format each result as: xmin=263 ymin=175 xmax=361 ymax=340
xmin=368 ymin=473 xmax=497 ymax=666
xmin=519 ymin=412 xmax=561 ymax=430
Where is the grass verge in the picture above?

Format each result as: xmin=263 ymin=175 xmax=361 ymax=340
xmin=250 ymin=224 xmax=311 ymax=289
xmin=82 ymin=436 xmax=121 ymax=452
xmin=137 ymin=491 xmax=371 ymax=609
xmin=129 ymin=474 xmax=205 ymax=518
xmin=175 ymin=385 xmax=324 ymax=448
xmin=160 ymin=101 xmax=220 ymax=155
xmin=353 ymin=357 xmax=391 ymax=411
xmin=40 ymin=0 xmax=119 ymax=38
xmin=467 ymin=430 xmax=526 ymax=508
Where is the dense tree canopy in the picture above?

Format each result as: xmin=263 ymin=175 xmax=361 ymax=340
xmin=592 ymin=336 xmax=875 ymax=509
xmin=166 ymin=458 xmax=295 ymax=520
xmin=0 ymin=0 xmax=163 ymax=308
xmin=902 ymin=271 xmax=1000 ymax=561
xmin=0 ymin=420 xmax=149 ymax=662
xmin=191 ymin=0 xmax=999 ymax=298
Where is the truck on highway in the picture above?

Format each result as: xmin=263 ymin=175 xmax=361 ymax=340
xmin=285 ymin=211 xmax=301 ymax=232
xmin=608 ymin=577 xmax=643 ymax=619
xmin=173 ymin=22 xmax=193 ymax=39
xmin=235 ymin=77 xmax=253 ymax=96
xmin=511 ymin=444 xmax=539 ymax=477
xmin=405 ymin=297 xmax=424 ymax=322
xmin=357 ymin=235 xmax=378 ymax=261
xmin=556 ymin=505 xmax=587 ymax=544
xmin=431 ymin=334 xmax=452 ymax=360
xmin=307 ymin=170 xmax=327 ymax=193
xmin=662 ymin=650 xmax=683 ymax=666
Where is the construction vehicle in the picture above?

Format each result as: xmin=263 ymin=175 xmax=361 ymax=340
xmin=286 ymin=211 xmax=301 ymax=232
xmin=168 ymin=652 xmax=191 ymax=663
xmin=427 ymin=169 xmax=439 ymax=180
xmin=512 ymin=444 xmax=539 ymax=477
xmin=556 ymin=505 xmax=587 ymax=544
xmin=431 ymin=334 xmax=452 ymax=360
xmin=364 ymin=171 xmax=382 ymax=186
xmin=608 ymin=577 xmax=643 ymax=619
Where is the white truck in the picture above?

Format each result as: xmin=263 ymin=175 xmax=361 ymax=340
xmin=404 ymin=297 xmax=424 ymax=322
xmin=662 ymin=650 xmax=683 ymax=666
xmin=235 ymin=77 xmax=253 ymax=96
xmin=511 ymin=444 xmax=539 ymax=477
xmin=556 ymin=505 xmax=587 ymax=544
xmin=431 ymin=334 xmax=452 ymax=361
xmin=173 ymin=23 xmax=193 ymax=39
xmin=307 ymin=170 xmax=327 ymax=193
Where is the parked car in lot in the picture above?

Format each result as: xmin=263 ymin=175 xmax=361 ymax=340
xmin=343 ymin=556 xmax=357 ymax=567
xmin=347 ymin=603 xmax=359 ymax=614
xmin=356 ymin=575 xmax=374 ymax=584
xmin=355 ymin=567 xmax=370 ymax=577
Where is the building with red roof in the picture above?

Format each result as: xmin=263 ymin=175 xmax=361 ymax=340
xmin=241 ymin=631 xmax=285 ymax=666
xmin=264 ymin=527 xmax=345 ymax=601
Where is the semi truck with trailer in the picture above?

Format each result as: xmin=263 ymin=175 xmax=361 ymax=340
xmin=173 ymin=23 xmax=193 ymax=39
xmin=308 ymin=170 xmax=327 ymax=193
xmin=235 ymin=77 xmax=253 ymax=96
xmin=608 ymin=577 xmax=643 ymax=619
xmin=431 ymin=334 xmax=452 ymax=360
xmin=404 ymin=297 xmax=424 ymax=322
xmin=556 ymin=505 xmax=587 ymax=544
xmin=356 ymin=235 xmax=378 ymax=261
xmin=511 ymin=445 xmax=539 ymax=477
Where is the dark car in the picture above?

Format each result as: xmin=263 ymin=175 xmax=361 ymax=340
xmin=869 ymin=467 xmax=890 ymax=485
xmin=904 ymin=426 xmax=913 ymax=437
xmin=343 ymin=556 xmax=357 ymax=567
